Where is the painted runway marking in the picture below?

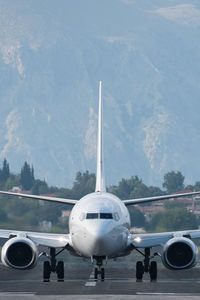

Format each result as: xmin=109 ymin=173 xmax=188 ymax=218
xmin=85 ymin=281 xmax=96 ymax=286
xmin=85 ymin=270 xmax=97 ymax=287
xmin=136 ymin=292 xmax=176 ymax=295
xmin=0 ymin=292 xmax=35 ymax=296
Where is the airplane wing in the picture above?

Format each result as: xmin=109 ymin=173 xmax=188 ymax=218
xmin=128 ymin=229 xmax=200 ymax=248
xmin=0 ymin=229 xmax=72 ymax=248
xmin=0 ymin=190 xmax=78 ymax=205
xmin=123 ymin=191 xmax=200 ymax=206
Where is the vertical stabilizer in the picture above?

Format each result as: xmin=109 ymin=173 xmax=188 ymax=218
xmin=95 ymin=81 xmax=106 ymax=193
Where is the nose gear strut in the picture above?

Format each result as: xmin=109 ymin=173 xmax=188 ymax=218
xmin=93 ymin=256 xmax=106 ymax=281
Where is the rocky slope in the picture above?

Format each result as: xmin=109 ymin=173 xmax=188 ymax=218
xmin=0 ymin=0 xmax=200 ymax=188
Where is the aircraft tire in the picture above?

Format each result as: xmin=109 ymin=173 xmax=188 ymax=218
xmin=149 ymin=261 xmax=157 ymax=281
xmin=56 ymin=261 xmax=64 ymax=282
xmin=136 ymin=261 xmax=144 ymax=280
xmin=94 ymin=267 xmax=98 ymax=280
xmin=101 ymin=268 xmax=105 ymax=281
xmin=43 ymin=261 xmax=51 ymax=282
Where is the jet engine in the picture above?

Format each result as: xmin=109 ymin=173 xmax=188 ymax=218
xmin=162 ymin=237 xmax=198 ymax=270
xmin=1 ymin=237 xmax=38 ymax=269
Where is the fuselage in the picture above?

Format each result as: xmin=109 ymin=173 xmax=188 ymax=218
xmin=69 ymin=192 xmax=131 ymax=258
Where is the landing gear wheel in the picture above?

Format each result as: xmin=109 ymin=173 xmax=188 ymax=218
xmin=149 ymin=261 xmax=157 ymax=281
xmin=43 ymin=261 xmax=51 ymax=282
xmin=101 ymin=268 xmax=105 ymax=281
xmin=94 ymin=267 xmax=98 ymax=280
xmin=56 ymin=261 xmax=64 ymax=282
xmin=136 ymin=261 xmax=144 ymax=281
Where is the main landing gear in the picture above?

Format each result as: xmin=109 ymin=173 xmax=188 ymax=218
xmin=42 ymin=248 xmax=65 ymax=282
xmin=135 ymin=248 xmax=158 ymax=281
xmin=93 ymin=256 xmax=105 ymax=281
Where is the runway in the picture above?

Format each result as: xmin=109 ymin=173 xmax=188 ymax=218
xmin=0 ymin=260 xmax=200 ymax=299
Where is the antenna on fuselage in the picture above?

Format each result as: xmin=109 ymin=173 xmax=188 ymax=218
xmin=95 ymin=81 xmax=106 ymax=193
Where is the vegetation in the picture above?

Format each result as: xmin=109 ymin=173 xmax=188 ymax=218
xmin=162 ymin=171 xmax=185 ymax=193
xmin=148 ymin=206 xmax=198 ymax=232
xmin=0 ymin=159 xmax=199 ymax=233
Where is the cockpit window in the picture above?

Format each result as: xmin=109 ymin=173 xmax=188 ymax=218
xmin=100 ymin=213 xmax=113 ymax=219
xmin=113 ymin=212 xmax=120 ymax=221
xmin=85 ymin=213 xmax=113 ymax=219
xmin=79 ymin=213 xmax=86 ymax=221
xmin=86 ymin=213 xmax=99 ymax=219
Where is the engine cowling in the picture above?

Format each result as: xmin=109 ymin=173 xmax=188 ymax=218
xmin=1 ymin=237 xmax=38 ymax=269
xmin=162 ymin=237 xmax=198 ymax=270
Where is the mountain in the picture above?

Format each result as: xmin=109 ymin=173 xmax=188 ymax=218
xmin=0 ymin=0 xmax=200 ymax=188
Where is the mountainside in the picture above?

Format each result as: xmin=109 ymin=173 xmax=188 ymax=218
xmin=0 ymin=0 xmax=200 ymax=188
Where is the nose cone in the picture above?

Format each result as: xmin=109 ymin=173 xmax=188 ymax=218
xmin=88 ymin=221 xmax=111 ymax=238
xmin=86 ymin=221 xmax=115 ymax=256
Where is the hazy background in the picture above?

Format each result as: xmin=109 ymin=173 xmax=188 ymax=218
xmin=0 ymin=0 xmax=200 ymax=188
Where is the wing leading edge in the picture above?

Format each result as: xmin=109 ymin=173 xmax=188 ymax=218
xmin=0 ymin=229 xmax=71 ymax=248
xmin=123 ymin=191 xmax=200 ymax=206
xmin=0 ymin=191 xmax=77 ymax=205
xmin=128 ymin=229 xmax=200 ymax=248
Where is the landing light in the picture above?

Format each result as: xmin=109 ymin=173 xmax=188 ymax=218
xmin=59 ymin=236 xmax=67 ymax=243
xmin=134 ymin=237 xmax=142 ymax=243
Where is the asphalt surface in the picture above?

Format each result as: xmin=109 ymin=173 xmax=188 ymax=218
xmin=0 ymin=260 xmax=200 ymax=299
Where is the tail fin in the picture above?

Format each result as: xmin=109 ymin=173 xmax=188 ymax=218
xmin=95 ymin=81 xmax=106 ymax=193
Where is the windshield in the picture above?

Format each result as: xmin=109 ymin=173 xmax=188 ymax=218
xmin=86 ymin=213 xmax=99 ymax=219
xmin=86 ymin=213 xmax=113 ymax=219
xmin=100 ymin=213 xmax=112 ymax=219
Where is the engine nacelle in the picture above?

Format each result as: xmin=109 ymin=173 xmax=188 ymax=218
xmin=162 ymin=237 xmax=198 ymax=270
xmin=1 ymin=237 xmax=38 ymax=269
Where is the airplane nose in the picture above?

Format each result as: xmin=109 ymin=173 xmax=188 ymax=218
xmin=86 ymin=221 xmax=115 ymax=256
xmin=87 ymin=221 xmax=112 ymax=238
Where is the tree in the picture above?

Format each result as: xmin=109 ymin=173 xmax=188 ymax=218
xmin=148 ymin=207 xmax=198 ymax=232
xmin=5 ymin=175 xmax=20 ymax=190
xmin=164 ymin=200 xmax=185 ymax=209
xmin=0 ymin=207 xmax=8 ymax=223
xmin=20 ymin=162 xmax=35 ymax=190
xmin=32 ymin=179 xmax=48 ymax=195
xmin=163 ymin=171 xmax=185 ymax=193
xmin=38 ymin=203 xmax=61 ymax=223
xmin=114 ymin=176 xmax=147 ymax=199
xmin=72 ymin=171 xmax=96 ymax=198
xmin=0 ymin=159 xmax=10 ymax=182
xmin=128 ymin=206 xmax=146 ymax=228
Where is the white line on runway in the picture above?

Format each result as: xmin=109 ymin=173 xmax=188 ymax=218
xmin=0 ymin=292 xmax=35 ymax=296
xmin=85 ymin=270 xmax=97 ymax=287
xmin=85 ymin=281 xmax=96 ymax=286
xmin=137 ymin=292 xmax=176 ymax=295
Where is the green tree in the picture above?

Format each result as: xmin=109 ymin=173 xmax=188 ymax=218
xmin=72 ymin=171 xmax=96 ymax=198
xmin=163 ymin=171 xmax=185 ymax=193
xmin=164 ymin=200 xmax=185 ymax=209
xmin=128 ymin=206 xmax=146 ymax=228
xmin=6 ymin=198 xmax=39 ymax=218
xmin=193 ymin=181 xmax=200 ymax=191
xmin=38 ymin=203 xmax=61 ymax=223
xmin=32 ymin=179 xmax=48 ymax=195
xmin=0 ymin=159 xmax=10 ymax=182
xmin=148 ymin=207 xmax=198 ymax=232
xmin=20 ymin=162 xmax=35 ymax=190
xmin=0 ymin=207 xmax=8 ymax=222
xmin=5 ymin=175 xmax=20 ymax=190
xmin=114 ymin=176 xmax=147 ymax=199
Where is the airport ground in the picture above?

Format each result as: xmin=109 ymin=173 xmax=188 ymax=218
xmin=0 ymin=250 xmax=200 ymax=300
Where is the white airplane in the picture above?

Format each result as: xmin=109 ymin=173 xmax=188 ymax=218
xmin=0 ymin=82 xmax=200 ymax=282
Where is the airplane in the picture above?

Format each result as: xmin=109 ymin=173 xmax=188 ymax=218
xmin=0 ymin=81 xmax=200 ymax=282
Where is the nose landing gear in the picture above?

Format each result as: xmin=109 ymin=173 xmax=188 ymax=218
xmin=94 ymin=266 xmax=105 ymax=281
xmin=135 ymin=248 xmax=158 ymax=281
xmin=93 ymin=256 xmax=105 ymax=281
